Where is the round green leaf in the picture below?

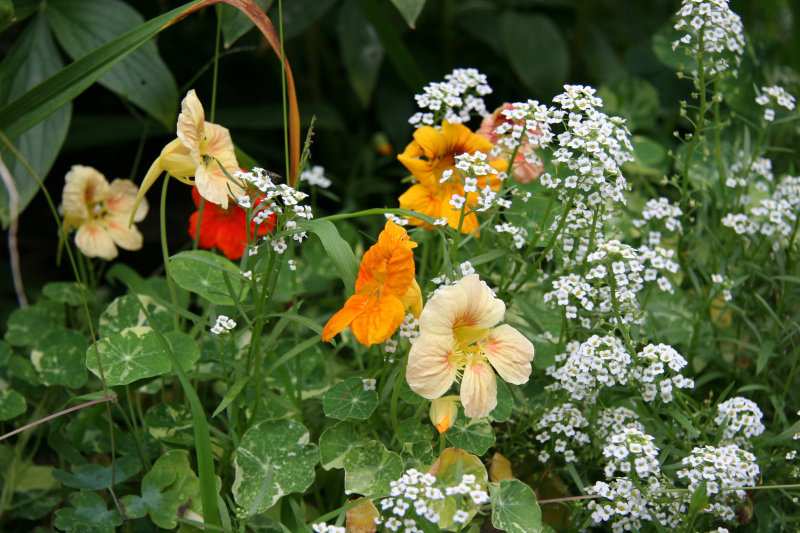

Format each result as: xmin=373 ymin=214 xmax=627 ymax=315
xmin=0 ymin=340 xmax=10 ymax=366
xmin=86 ymin=327 xmax=171 ymax=386
xmin=429 ymin=448 xmax=489 ymax=529
xmin=342 ymin=441 xmax=404 ymax=497
xmin=490 ymin=377 xmax=513 ymax=423
xmin=156 ymin=331 xmax=201 ymax=373
xmin=322 ymin=377 xmax=378 ymax=420
xmin=33 ymin=328 xmax=88 ymax=389
xmin=446 ymin=414 xmax=496 ymax=455
xmin=490 ymin=479 xmax=544 ymax=533
xmin=99 ymin=294 xmax=172 ymax=338
xmin=4 ymin=302 xmax=63 ymax=347
xmin=319 ymin=421 xmax=369 ymax=470
xmin=0 ymin=389 xmax=26 ymax=420
xmin=145 ymin=402 xmax=194 ymax=446
xmin=42 ymin=281 xmax=87 ymax=305
xmin=232 ymin=419 xmax=318 ymax=515
xmin=169 ymin=250 xmax=249 ymax=306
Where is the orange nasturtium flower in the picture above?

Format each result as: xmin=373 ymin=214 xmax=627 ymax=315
xmin=322 ymin=220 xmax=423 ymax=347
xmin=61 ymin=165 xmax=148 ymax=260
xmin=188 ymin=187 xmax=276 ymax=260
xmin=132 ymin=89 xmax=243 ymax=216
xmin=406 ymin=274 xmax=534 ymax=418
xmin=397 ymin=121 xmax=508 ymax=234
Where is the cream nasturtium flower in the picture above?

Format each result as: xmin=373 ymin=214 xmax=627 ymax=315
xmin=406 ymin=274 xmax=534 ymax=418
xmin=132 ymin=89 xmax=242 ymax=214
xmin=62 ymin=165 xmax=148 ymax=260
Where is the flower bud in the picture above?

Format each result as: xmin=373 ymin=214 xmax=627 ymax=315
xmin=429 ymin=396 xmax=459 ymax=434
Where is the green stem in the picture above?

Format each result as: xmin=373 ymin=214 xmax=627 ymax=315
xmin=160 ymin=178 xmax=181 ymax=330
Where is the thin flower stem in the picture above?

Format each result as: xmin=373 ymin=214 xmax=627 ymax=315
xmin=210 ymin=6 xmax=222 ymax=123
xmin=537 ymin=494 xmax=600 ymax=505
xmin=0 ymin=396 xmax=116 ymax=442
xmin=159 ymin=177 xmax=181 ymax=331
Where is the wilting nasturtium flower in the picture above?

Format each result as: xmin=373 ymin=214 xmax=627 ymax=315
xmin=406 ymin=274 xmax=534 ymax=418
xmin=476 ymin=103 xmax=544 ymax=184
xmin=397 ymin=121 xmax=507 ymax=234
xmin=133 ymin=89 xmax=243 ymax=214
xmin=61 ymin=165 xmax=148 ymax=260
xmin=322 ymin=220 xmax=423 ymax=347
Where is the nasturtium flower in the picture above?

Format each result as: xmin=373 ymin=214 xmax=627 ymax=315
xmin=61 ymin=165 xmax=148 ymax=260
xmin=406 ymin=274 xmax=534 ymax=418
xmin=476 ymin=103 xmax=544 ymax=184
xmin=188 ymin=186 xmax=276 ymax=260
xmin=430 ymin=396 xmax=459 ymax=434
xmin=133 ymin=89 xmax=243 ymax=214
xmin=397 ymin=121 xmax=507 ymax=234
xmin=322 ymin=220 xmax=423 ymax=347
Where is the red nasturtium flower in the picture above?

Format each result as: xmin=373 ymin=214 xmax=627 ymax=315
xmin=188 ymin=187 xmax=276 ymax=260
xmin=322 ymin=220 xmax=423 ymax=347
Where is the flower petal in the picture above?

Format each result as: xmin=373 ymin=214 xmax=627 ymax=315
xmin=63 ymin=165 xmax=108 ymax=219
xmin=398 ymin=183 xmax=441 ymax=228
xmin=407 ymin=333 xmax=457 ymax=399
xmin=75 ymin=223 xmax=117 ymax=260
xmin=401 ymin=278 xmax=423 ymax=317
xmin=350 ymin=294 xmax=405 ymax=347
xmin=107 ymin=179 xmax=148 ymax=223
xmin=107 ymin=214 xmax=144 ymax=251
xmin=418 ymin=274 xmax=505 ymax=338
xmin=485 ymin=324 xmax=534 ymax=385
xmin=322 ymin=293 xmax=371 ymax=342
xmin=177 ymin=89 xmax=206 ymax=155
xmin=460 ymin=360 xmax=497 ymax=418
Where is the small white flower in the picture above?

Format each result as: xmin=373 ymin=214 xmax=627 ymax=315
xmin=362 ymin=378 xmax=377 ymax=391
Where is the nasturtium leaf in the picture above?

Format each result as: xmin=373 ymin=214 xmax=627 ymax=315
xmin=232 ymin=419 xmax=318 ymax=515
xmin=4 ymin=301 xmax=64 ymax=347
xmin=9 ymin=355 xmax=40 ymax=385
xmin=33 ymin=328 xmax=88 ymax=388
xmin=0 ymin=389 xmax=26 ymax=420
xmin=427 ymin=447 xmax=489 ymax=529
xmin=490 ymin=377 xmax=513 ymax=423
xmin=145 ymin=402 xmax=194 ymax=446
xmin=142 ymin=330 xmax=200 ymax=373
xmin=86 ymin=327 xmax=171 ymax=386
xmin=53 ymin=456 xmax=141 ymax=490
xmin=319 ymin=421 xmax=370 ymax=470
xmin=119 ymin=450 xmax=201 ymax=529
xmin=490 ymin=479 xmax=544 ymax=533
xmin=342 ymin=441 xmax=404 ymax=497
xmin=0 ymin=340 xmax=10 ymax=366
xmin=322 ymin=377 xmax=378 ymax=420
xmin=446 ymin=414 xmax=496 ymax=456
xmin=42 ymin=281 xmax=87 ymax=305
xmin=389 ymin=0 xmax=425 ymax=28
xmin=397 ymin=377 xmax=425 ymax=404
xmin=489 ymin=452 xmax=514 ymax=483
xmin=99 ymin=294 xmax=172 ymax=338
xmin=220 ymin=0 xmax=274 ymax=47
xmin=338 ymin=0 xmax=384 ymax=107
xmin=501 ymin=12 xmax=568 ymax=99
xmin=169 ymin=250 xmax=248 ymax=306
xmin=0 ymin=12 xmax=71 ymax=229
xmin=47 ymin=0 xmax=178 ymax=128
xmin=398 ymin=417 xmax=435 ymax=445
xmin=54 ymin=489 xmax=122 ymax=533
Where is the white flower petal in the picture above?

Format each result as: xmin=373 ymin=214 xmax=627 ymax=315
xmin=419 ymin=274 xmax=505 ymax=337
xmin=75 ymin=223 xmax=117 ymax=260
xmin=461 ymin=360 xmax=497 ymax=418
xmin=406 ymin=334 xmax=457 ymax=399
xmin=485 ymin=324 xmax=534 ymax=385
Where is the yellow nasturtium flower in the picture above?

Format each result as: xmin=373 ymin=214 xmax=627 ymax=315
xmin=406 ymin=274 xmax=534 ymax=418
xmin=61 ymin=165 xmax=148 ymax=260
xmin=132 ymin=90 xmax=243 ymax=215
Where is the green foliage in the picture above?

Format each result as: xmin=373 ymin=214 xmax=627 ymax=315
xmin=342 ymin=440 xmax=404 ymax=496
xmin=490 ymin=479 xmax=544 ymax=533
xmin=322 ymin=377 xmax=379 ymax=420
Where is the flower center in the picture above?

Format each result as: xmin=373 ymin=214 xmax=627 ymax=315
xmin=88 ymin=201 xmax=108 ymax=220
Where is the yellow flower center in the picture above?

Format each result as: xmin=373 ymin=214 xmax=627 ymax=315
xmin=88 ymin=200 xmax=108 ymax=220
xmin=448 ymin=335 xmax=489 ymax=378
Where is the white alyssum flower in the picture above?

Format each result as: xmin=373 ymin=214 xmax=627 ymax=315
xmin=672 ymin=0 xmax=745 ymax=77
xmin=409 ymin=68 xmax=492 ymax=126
xmin=715 ymin=396 xmax=765 ymax=447
xmin=299 ymin=165 xmax=331 ymax=188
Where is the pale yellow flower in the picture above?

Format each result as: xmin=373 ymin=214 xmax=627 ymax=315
xmin=406 ymin=274 xmax=534 ymax=418
xmin=133 ymin=90 xmax=242 ymax=214
xmin=62 ymin=165 xmax=148 ymax=260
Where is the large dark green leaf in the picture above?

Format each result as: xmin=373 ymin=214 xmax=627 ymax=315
xmin=47 ymin=0 xmax=178 ymax=128
xmin=54 ymin=490 xmax=122 ymax=533
xmin=501 ymin=11 xmax=568 ymax=99
xmin=337 ymin=0 xmax=384 ymax=107
xmin=0 ymin=12 xmax=70 ymax=228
